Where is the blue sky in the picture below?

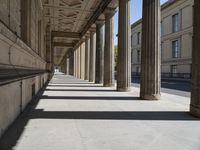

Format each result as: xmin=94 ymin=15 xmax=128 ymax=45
xmin=113 ymin=0 xmax=168 ymax=45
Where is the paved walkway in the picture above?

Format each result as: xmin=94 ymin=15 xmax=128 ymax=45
xmin=0 ymin=74 xmax=200 ymax=150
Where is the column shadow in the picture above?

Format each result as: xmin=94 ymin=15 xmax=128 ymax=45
xmin=0 ymin=80 xmax=198 ymax=150
xmin=31 ymin=110 xmax=199 ymax=121
xmin=0 ymin=84 xmax=47 ymax=150
xmin=45 ymin=89 xmax=116 ymax=92
xmin=47 ymin=84 xmax=102 ymax=87
xmin=49 ymin=82 xmax=92 ymax=84
xmin=41 ymin=95 xmax=140 ymax=101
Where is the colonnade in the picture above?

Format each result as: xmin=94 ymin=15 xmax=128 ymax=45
xmin=72 ymin=0 xmax=161 ymax=94
xmin=66 ymin=0 xmax=200 ymax=117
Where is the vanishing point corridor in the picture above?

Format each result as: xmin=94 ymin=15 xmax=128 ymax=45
xmin=0 ymin=73 xmax=200 ymax=150
xmin=1 ymin=0 xmax=200 ymax=149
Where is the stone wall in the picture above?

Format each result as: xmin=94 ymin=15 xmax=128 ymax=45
xmin=0 ymin=0 xmax=50 ymax=138
xmin=0 ymin=74 xmax=48 ymax=137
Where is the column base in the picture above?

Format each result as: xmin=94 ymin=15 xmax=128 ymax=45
xmin=190 ymin=104 xmax=200 ymax=118
xmin=117 ymin=87 xmax=131 ymax=92
xmin=89 ymin=80 xmax=94 ymax=83
xmin=95 ymin=81 xmax=103 ymax=84
xmin=104 ymin=83 xmax=115 ymax=87
xmin=140 ymin=94 xmax=160 ymax=100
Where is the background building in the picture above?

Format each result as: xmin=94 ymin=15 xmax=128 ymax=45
xmin=131 ymin=0 xmax=194 ymax=78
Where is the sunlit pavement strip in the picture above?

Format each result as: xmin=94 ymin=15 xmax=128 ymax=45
xmin=0 ymin=74 xmax=199 ymax=150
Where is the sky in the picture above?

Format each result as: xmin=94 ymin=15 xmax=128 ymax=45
xmin=113 ymin=0 xmax=168 ymax=45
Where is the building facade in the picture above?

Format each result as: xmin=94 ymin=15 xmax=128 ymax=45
xmin=131 ymin=0 xmax=194 ymax=78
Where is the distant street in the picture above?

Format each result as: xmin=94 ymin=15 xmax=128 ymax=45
xmin=132 ymin=77 xmax=191 ymax=97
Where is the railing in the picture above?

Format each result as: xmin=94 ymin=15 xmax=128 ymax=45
xmin=161 ymin=73 xmax=191 ymax=79
xmin=131 ymin=72 xmax=192 ymax=79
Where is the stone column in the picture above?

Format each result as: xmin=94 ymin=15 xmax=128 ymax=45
xmin=70 ymin=53 xmax=74 ymax=76
xmin=73 ymin=51 xmax=76 ymax=76
xmin=190 ymin=0 xmax=200 ymax=117
xmin=89 ymin=29 xmax=96 ymax=82
xmin=117 ymin=0 xmax=131 ymax=91
xmin=75 ymin=49 xmax=78 ymax=78
xmin=95 ymin=20 xmax=104 ymax=84
xmin=80 ymin=41 xmax=85 ymax=80
xmin=74 ymin=49 xmax=77 ymax=77
xmin=84 ymin=36 xmax=90 ymax=80
xmin=66 ymin=58 xmax=70 ymax=75
xmin=140 ymin=0 xmax=161 ymax=100
xmin=75 ymin=48 xmax=78 ymax=78
xmin=104 ymin=9 xmax=115 ymax=87
xmin=61 ymin=57 xmax=66 ymax=74
xmin=76 ymin=48 xmax=78 ymax=78
xmin=78 ymin=46 xmax=81 ymax=79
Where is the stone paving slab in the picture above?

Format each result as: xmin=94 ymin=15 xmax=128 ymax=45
xmin=0 ymin=75 xmax=200 ymax=150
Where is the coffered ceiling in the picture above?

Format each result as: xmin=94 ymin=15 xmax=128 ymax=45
xmin=42 ymin=0 xmax=117 ymax=65
xmin=43 ymin=0 xmax=103 ymax=33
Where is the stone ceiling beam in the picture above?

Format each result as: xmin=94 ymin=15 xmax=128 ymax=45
xmin=81 ymin=0 xmax=113 ymax=37
xmin=43 ymin=4 xmax=94 ymax=13
xmin=52 ymin=31 xmax=81 ymax=39
xmin=44 ymin=16 xmax=89 ymax=22
xmin=53 ymin=42 xmax=74 ymax=48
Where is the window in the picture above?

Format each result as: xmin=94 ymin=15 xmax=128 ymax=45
xmin=161 ymin=21 xmax=164 ymax=36
xmin=172 ymin=13 xmax=180 ymax=32
xmin=32 ymin=83 xmax=35 ymax=97
xmin=137 ymin=32 xmax=141 ymax=44
xmin=137 ymin=50 xmax=140 ymax=62
xmin=131 ymin=50 xmax=134 ymax=63
xmin=161 ymin=42 xmax=163 ymax=61
xmin=131 ymin=35 xmax=133 ymax=48
xmin=171 ymin=65 xmax=177 ymax=77
xmin=21 ymin=0 xmax=31 ymax=45
xmin=172 ymin=40 xmax=180 ymax=58
xmin=171 ymin=65 xmax=177 ymax=74
xmin=136 ymin=66 xmax=140 ymax=73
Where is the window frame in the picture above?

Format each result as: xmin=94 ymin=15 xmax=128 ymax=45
xmin=172 ymin=13 xmax=180 ymax=33
xmin=172 ymin=39 xmax=180 ymax=58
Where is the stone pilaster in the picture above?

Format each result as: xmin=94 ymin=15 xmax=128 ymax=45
xmin=95 ymin=20 xmax=104 ymax=84
xmin=89 ymin=29 xmax=96 ymax=82
xmin=45 ymin=25 xmax=55 ymax=79
xmin=117 ymin=0 xmax=131 ymax=91
xmin=140 ymin=0 xmax=161 ymax=100
xmin=190 ymin=0 xmax=200 ymax=117
xmin=46 ymin=25 xmax=52 ymax=73
xmin=104 ymin=9 xmax=115 ymax=87
xmin=51 ymin=42 xmax=54 ymax=74
xmin=84 ymin=36 xmax=90 ymax=80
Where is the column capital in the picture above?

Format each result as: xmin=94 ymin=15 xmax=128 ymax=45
xmin=80 ymin=37 xmax=86 ymax=43
xmin=83 ymin=32 xmax=90 ymax=39
xmin=95 ymin=19 xmax=105 ymax=26
xmin=104 ymin=7 xmax=116 ymax=18
xmin=89 ymin=27 xmax=96 ymax=33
